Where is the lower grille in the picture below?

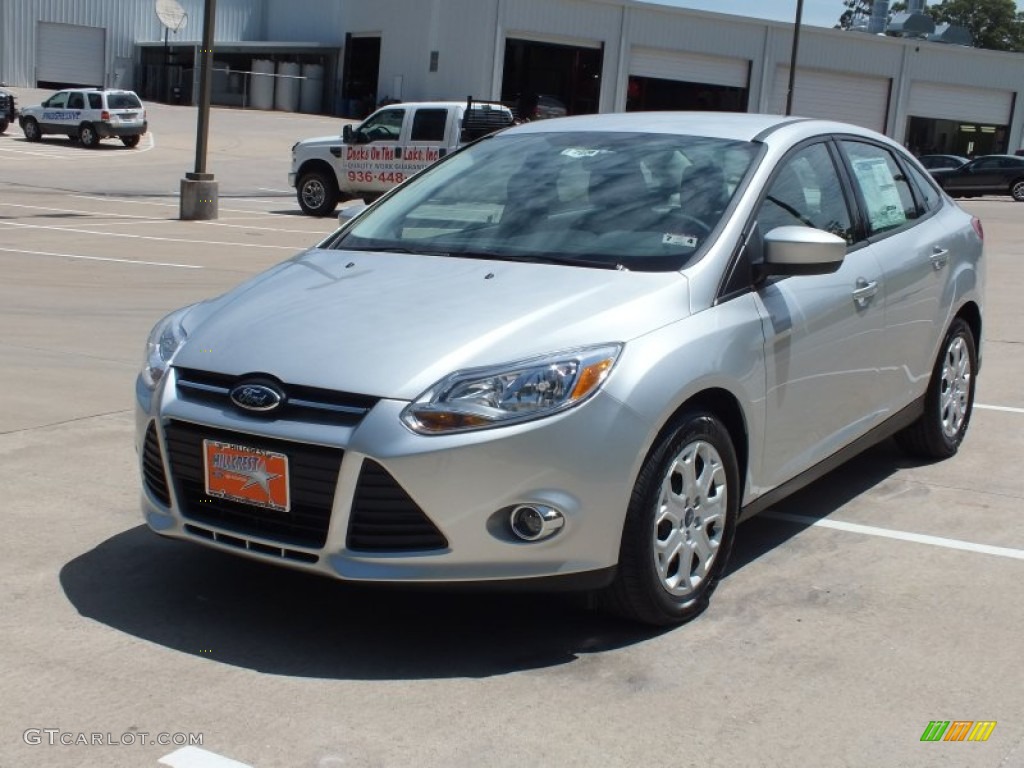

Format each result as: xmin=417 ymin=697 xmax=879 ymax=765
xmin=142 ymin=422 xmax=171 ymax=506
xmin=184 ymin=524 xmax=319 ymax=564
xmin=347 ymin=460 xmax=448 ymax=552
xmin=165 ymin=420 xmax=342 ymax=549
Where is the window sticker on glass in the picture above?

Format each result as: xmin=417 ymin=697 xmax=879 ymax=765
xmin=662 ymin=233 xmax=700 ymax=247
xmin=851 ymin=157 xmax=907 ymax=231
xmin=561 ymin=148 xmax=609 ymax=158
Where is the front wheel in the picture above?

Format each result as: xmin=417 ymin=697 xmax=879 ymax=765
xmin=297 ymin=170 xmax=338 ymax=216
xmin=79 ymin=123 xmax=99 ymax=148
xmin=0 ymin=118 xmax=9 ymax=134
xmin=895 ymin=318 xmax=977 ymax=459
xmin=22 ymin=117 xmax=41 ymax=142
xmin=600 ymin=411 xmax=740 ymax=626
xmin=121 ymin=135 xmax=141 ymax=148
xmin=1011 ymin=179 xmax=1024 ymax=202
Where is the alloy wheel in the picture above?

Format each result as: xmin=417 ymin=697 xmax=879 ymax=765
xmin=652 ymin=439 xmax=727 ymax=598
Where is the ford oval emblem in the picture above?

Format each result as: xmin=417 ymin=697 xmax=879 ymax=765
xmin=230 ymin=383 xmax=284 ymax=413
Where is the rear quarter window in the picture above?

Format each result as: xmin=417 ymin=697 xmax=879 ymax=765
xmin=107 ymin=93 xmax=142 ymax=109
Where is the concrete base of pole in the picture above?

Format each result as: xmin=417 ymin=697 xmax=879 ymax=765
xmin=180 ymin=172 xmax=219 ymax=220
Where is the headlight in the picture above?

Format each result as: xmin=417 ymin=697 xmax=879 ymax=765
xmin=141 ymin=306 xmax=192 ymax=389
xmin=401 ymin=344 xmax=622 ymax=435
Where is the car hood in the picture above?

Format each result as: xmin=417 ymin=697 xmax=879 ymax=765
xmin=296 ymin=134 xmax=342 ymax=149
xmin=173 ymin=248 xmax=690 ymax=400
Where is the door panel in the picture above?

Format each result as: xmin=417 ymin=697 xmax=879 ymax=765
xmin=755 ymin=141 xmax=886 ymax=488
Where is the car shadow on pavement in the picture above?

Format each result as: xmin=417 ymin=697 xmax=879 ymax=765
xmin=59 ymin=439 xmax=927 ymax=681
xmin=59 ymin=527 xmax=667 ymax=680
xmin=727 ymin=438 xmax=928 ymax=574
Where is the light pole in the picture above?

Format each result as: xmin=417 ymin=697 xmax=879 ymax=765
xmin=180 ymin=0 xmax=218 ymax=220
xmin=785 ymin=0 xmax=804 ymax=116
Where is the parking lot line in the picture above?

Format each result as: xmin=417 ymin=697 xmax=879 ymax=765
xmin=976 ymin=403 xmax=1024 ymax=414
xmin=0 ymin=221 xmax=302 ymax=250
xmin=0 ymin=245 xmax=202 ymax=269
xmin=764 ymin=511 xmax=1024 ymax=560
xmin=0 ymin=201 xmax=158 ymax=219
xmin=71 ymin=194 xmax=286 ymax=216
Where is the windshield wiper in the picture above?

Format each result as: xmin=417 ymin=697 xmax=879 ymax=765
xmin=450 ymin=251 xmax=627 ymax=271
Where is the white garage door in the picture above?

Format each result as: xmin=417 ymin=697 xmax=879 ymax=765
xmin=631 ymin=47 xmax=749 ymax=88
xmin=37 ymin=22 xmax=106 ymax=87
xmin=908 ymin=81 xmax=1013 ymax=124
xmin=771 ymin=67 xmax=891 ymax=132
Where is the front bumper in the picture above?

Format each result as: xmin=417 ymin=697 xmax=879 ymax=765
xmin=136 ymin=367 xmax=647 ymax=588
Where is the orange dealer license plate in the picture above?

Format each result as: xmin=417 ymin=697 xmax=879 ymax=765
xmin=203 ymin=440 xmax=290 ymax=512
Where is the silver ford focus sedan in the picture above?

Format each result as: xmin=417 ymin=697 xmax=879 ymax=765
xmin=136 ymin=113 xmax=984 ymax=625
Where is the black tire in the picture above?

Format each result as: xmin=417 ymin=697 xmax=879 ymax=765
xmin=600 ymin=411 xmax=740 ymax=626
xmin=297 ymin=170 xmax=339 ymax=216
xmin=360 ymin=192 xmax=382 ymax=205
xmin=121 ymin=135 xmax=141 ymax=148
xmin=895 ymin=318 xmax=977 ymax=459
xmin=1011 ymin=179 xmax=1024 ymax=202
xmin=22 ymin=117 xmax=41 ymax=142
xmin=79 ymin=123 xmax=100 ymax=148
xmin=0 ymin=118 xmax=8 ymax=134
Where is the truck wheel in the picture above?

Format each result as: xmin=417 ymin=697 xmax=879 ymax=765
xmin=121 ymin=135 xmax=141 ymax=148
xmin=0 ymin=118 xmax=8 ymax=134
xmin=79 ymin=123 xmax=100 ymax=148
xmin=22 ymin=118 xmax=41 ymax=142
xmin=297 ymin=170 xmax=338 ymax=216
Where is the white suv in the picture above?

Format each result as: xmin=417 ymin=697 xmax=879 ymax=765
xmin=19 ymin=88 xmax=147 ymax=148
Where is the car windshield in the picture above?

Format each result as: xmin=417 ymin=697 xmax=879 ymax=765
xmin=107 ymin=93 xmax=142 ymax=109
xmin=327 ymin=131 xmax=760 ymax=271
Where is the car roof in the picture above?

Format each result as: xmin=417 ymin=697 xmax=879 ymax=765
xmin=502 ymin=111 xmax=885 ymax=144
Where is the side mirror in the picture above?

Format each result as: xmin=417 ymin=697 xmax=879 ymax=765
xmin=338 ymin=202 xmax=368 ymax=224
xmin=764 ymin=226 xmax=846 ymax=276
xmin=342 ymin=124 xmax=353 ymax=143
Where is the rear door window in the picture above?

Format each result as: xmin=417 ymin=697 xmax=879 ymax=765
xmin=410 ymin=109 xmax=448 ymax=142
xmin=841 ymin=141 xmax=918 ymax=235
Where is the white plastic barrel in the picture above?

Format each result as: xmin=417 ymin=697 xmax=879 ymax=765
xmin=275 ymin=61 xmax=300 ymax=112
xmin=300 ymin=63 xmax=324 ymax=114
xmin=250 ymin=59 xmax=275 ymax=110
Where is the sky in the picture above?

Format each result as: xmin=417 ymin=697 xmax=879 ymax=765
xmin=648 ymin=1 xmax=1024 ymax=29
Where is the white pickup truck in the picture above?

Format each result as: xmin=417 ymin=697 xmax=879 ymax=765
xmin=289 ymin=98 xmax=514 ymax=216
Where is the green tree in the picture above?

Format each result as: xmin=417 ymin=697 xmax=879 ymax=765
xmin=926 ymin=0 xmax=1024 ymax=51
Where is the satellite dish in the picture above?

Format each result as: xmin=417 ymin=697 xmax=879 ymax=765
xmin=156 ymin=0 xmax=188 ymax=33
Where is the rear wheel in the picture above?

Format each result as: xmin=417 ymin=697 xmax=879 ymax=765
xmin=22 ymin=117 xmax=41 ymax=142
xmin=601 ymin=411 xmax=739 ymax=626
xmin=79 ymin=123 xmax=99 ymax=148
xmin=895 ymin=318 xmax=976 ymax=459
xmin=297 ymin=170 xmax=338 ymax=216
xmin=0 ymin=118 xmax=8 ymax=134
xmin=121 ymin=135 xmax=141 ymax=148
xmin=1011 ymin=179 xmax=1024 ymax=202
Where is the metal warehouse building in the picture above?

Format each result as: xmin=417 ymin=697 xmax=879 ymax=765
xmin=2 ymin=0 xmax=1022 ymax=155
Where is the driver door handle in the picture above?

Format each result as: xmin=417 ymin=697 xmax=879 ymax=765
xmin=930 ymin=247 xmax=949 ymax=270
xmin=852 ymin=278 xmax=879 ymax=308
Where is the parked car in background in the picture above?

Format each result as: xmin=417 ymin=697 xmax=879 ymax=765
xmin=917 ymin=154 xmax=969 ymax=171
xmin=0 ymin=88 xmax=16 ymax=133
xmin=138 ymin=113 xmax=983 ymax=626
xmin=930 ymin=154 xmax=1024 ymax=200
xmin=18 ymin=87 xmax=147 ymax=147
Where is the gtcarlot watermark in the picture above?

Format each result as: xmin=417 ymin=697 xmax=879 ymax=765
xmin=23 ymin=729 xmax=203 ymax=747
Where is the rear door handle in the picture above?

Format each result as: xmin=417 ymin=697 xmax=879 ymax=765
xmin=930 ymin=247 xmax=949 ymax=270
xmin=852 ymin=278 xmax=879 ymax=308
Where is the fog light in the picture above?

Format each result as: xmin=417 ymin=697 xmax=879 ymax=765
xmin=509 ymin=505 xmax=564 ymax=542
